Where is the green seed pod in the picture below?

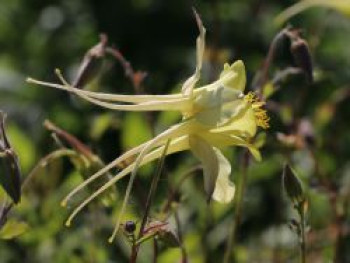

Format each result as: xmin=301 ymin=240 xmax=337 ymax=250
xmin=0 ymin=112 xmax=21 ymax=204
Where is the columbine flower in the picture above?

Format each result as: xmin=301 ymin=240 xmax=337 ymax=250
xmin=27 ymin=12 xmax=269 ymax=242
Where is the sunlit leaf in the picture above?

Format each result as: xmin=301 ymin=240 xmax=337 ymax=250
xmin=121 ymin=112 xmax=152 ymax=149
xmin=275 ymin=0 xmax=350 ymax=25
xmin=0 ymin=219 xmax=29 ymax=239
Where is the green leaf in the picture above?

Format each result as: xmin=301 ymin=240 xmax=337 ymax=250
xmin=275 ymin=0 xmax=350 ymax=26
xmin=5 ymin=124 xmax=36 ymax=173
xmin=89 ymin=113 xmax=115 ymax=140
xmin=121 ymin=112 xmax=152 ymax=149
xmin=0 ymin=219 xmax=29 ymax=239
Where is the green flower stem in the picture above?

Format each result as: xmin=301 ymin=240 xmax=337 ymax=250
xmin=298 ymin=204 xmax=307 ymax=263
xmin=153 ymin=239 xmax=158 ymax=263
xmin=130 ymin=139 xmax=171 ymax=263
xmin=223 ymin=150 xmax=250 ymax=263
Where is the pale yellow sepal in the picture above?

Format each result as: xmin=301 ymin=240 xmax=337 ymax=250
xmin=212 ymin=149 xmax=235 ymax=203
xmin=189 ymin=135 xmax=235 ymax=203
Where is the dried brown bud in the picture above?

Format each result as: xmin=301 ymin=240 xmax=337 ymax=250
xmin=72 ymin=34 xmax=108 ymax=88
xmin=290 ymin=37 xmax=313 ymax=83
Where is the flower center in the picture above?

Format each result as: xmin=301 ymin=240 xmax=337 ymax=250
xmin=244 ymin=92 xmax=270 ymax=129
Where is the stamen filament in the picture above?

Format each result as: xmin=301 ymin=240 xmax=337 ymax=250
xmin=61 ymin=142 xmax=146 ymax=207
xmin=61 ymin=121 xmax=194 ymax=206
xmin=65 ymin=121 xmax=195 ymax=227
xmin=65 ymin=135 xmax=189 ymax=230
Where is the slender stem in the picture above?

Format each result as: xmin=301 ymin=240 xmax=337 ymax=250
xmin=153 ymin=239 xmax=158 ymax=263
xmin=299 ymin=207 xmax=306 ymax=263
xmin=129 ymin=139 xmax=171 ymax=263
xmin=256 ymin=29 xmax=287 ymax=98
xmin=174 ymin=210 xmax=188 ymax=263
xmin=162 ymin=165 xmax=201 ymax=213
xmin=223 ymin=151 xmax=250 ymax=263
xmin=334 ymin=197 xmax=348 ymax=263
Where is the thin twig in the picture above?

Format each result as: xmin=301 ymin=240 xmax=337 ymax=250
xmin=162 ymin=165 xmax=202 ymax=213
xmin=256 ymin=29 xmax=288 ymax=97
xmin=105 ymin=46 xmax=154 ymax=134
xmin=106 ymin=47 xmax=147 ymax=95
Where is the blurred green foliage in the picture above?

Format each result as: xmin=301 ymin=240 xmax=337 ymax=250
xmin=0 ymin=0 xmax=350 ymax=262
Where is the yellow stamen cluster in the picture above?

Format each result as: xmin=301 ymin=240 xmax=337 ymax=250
xmin=244 ymin=92 xmax=270 ymax=129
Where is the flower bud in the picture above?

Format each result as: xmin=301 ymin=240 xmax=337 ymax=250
xmin=290 ymin=37 xmax=313 ymax=83
xmin=72 ymin=34 xmax=108 ymax=88
xmin=283 ymin=164 xmax=304 ymax=206
xmin=0 ymin=112 xmax=21 ymax=204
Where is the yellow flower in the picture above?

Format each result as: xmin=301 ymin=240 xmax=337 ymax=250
xmin=27 ymin=13 xmax=269 ymax=242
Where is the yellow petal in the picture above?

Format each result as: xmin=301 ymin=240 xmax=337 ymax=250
xmin=200 ymin=131 xmax=262 ymax=162
xmin=212 ymin=149 xmax=235 ymax=203
xmin=213 ymin=101 xmax=257 ymax=138
xmin=189 ymin=135 xmax=235 ymax=203
xmin=193 ymin=86 xmax=224 ymax=126
xmin=201 ymin=131 xmax=250 ymax=147
xmin=189 ymin=135 xmax=218 ymax=202
xmin=218 ymin=60 xmax=246 ymax=91
xmin=192 ymin=86 xmax=243 ymax=127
